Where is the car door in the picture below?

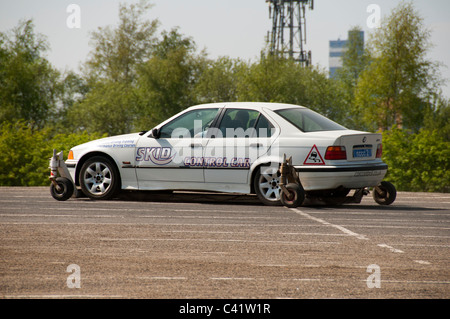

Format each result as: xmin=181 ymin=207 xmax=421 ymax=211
xmin=135 ymin=107 xmax=220 ymax=188
xmin=203 ymin=108 xmax=276 ymax=184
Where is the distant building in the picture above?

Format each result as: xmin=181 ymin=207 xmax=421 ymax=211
xmin=329 ymin=30 xmax=364 ymax=78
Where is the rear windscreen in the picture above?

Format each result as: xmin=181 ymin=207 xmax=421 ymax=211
xmin=275 ymin=108 xmax=346 ymax=132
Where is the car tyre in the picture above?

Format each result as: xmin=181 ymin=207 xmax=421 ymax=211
xmin=79 ymin=156 xmax=120 ymax=200
xmin=373 ymin=181 xmax=396 ymax=205
xmin=254 ymin=166 xmax=282 ymax=206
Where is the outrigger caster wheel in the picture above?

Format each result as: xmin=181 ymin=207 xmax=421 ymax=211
xmin=50 ymin=177 xmax=74 ymax=201
xmin=280 ymin=183 xmax=305 ymax=208
xmin=373 ymin=181 xmax=396 ymax=206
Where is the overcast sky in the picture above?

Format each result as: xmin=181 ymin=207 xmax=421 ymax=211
xmin=1 ymin=0 xmax=449 ymax=98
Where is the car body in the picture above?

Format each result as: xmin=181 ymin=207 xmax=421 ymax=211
xmin=65 ymin=102 xmax=389 ymax=205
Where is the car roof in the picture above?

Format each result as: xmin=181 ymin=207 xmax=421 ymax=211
xmin=188 ymin=102 xmax=307 ymax=112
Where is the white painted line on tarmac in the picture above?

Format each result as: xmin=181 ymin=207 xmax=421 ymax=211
xmin=2 ymin=294 xmax=123 ymax=298
xmin=339 ymin=224 xmax=450 ymax=230
xmin=389 ymin=243 xmax=450 ymax=248
xmin=290 ymin=208 xmax=434 ymax=266
xmin=161 ymin=230 xmax=264 ymax=235
xmin=325 ymin=218 xmax=450 ymax=223
xmin=99 ymin=237 xmax=341 ymax=246
xmin=0 ymin=212 xmax=280 ymax=220
xmin=281 ymin=232 xmax=348 ymax=237
xmin=0 ymin=221 xmax=324 ymax=228
xmin=0 ymin=214 xmax=122 ymax=218
xmin=377 ymin=243 xmax=404 ymax=253
xmin=402 ymin=235 xmax=450 ymax=239
xmin=174 ymin=209 xmax=265 ymax=214
xmin=210 ymin=277 xmax=256 ymax=281
xmin=283 ymin=278 xmax=336 ymax=282
xmin=380 ymin=280 xmax=450 ymax=284
xmin=137 ymin=276 xmax=187 ymax=280
xmin=290 ymin=208 xmax=369 ymax=240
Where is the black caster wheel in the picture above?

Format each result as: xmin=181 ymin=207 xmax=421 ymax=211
xmin=373 ymin=181 xmax=396 ymax=205
xmin=280 ymin=183 xmax=305 ymax=208
xmin=50 ymin=177 xmax=74 ymax=201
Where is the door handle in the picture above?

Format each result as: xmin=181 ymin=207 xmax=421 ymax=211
xmin=250 ymin=143 xmax=263 ymax=148
xmin=190 ymin=143 xmax=202 ymax=148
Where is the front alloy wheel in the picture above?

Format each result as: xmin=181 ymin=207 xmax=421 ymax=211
xmin=80 ymin=156 xmax=119 ymax=200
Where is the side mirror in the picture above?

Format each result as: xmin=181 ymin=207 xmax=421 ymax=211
xmin=151 ymin=128 xmax=161 ymax=139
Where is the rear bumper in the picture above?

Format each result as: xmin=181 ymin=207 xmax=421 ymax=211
xmin=295 ymin=163 xmax=388 ymax=191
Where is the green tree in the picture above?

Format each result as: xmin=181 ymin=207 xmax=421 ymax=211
xmin=84 ymin=0 xmax=159 ymax=84
xmin=236 ymin=55 xmax=345 ymax=123
xmin=193 ymin=56 xmax=244 ymax=104
xmin=51 ymin=71 xmax=90 ymax=132
xmin=334 ymin=26 xmax=370 ymax=130
xmin=423 ymin=95 xmax=450 ymax=141
xmin=382 ymin=128 xmax=449 ymax=192
xmin=355 ymin=1 xmax=441 ymax=132
xmin=68 ymin=0 xmax=160 ymax=135
xmin=336 ymin=27 xmax=368 ymax=88
xmin=135 ymin=28 xmax=205 ymax=129
xmin=0 ymin=19 xmax=60 ymax=129
xmin=68 ymin=81 xmax=137 ymax=135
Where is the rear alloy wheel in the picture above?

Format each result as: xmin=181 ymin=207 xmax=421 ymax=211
xmin=80 ymin=156 xmax=120 ymax=200
xmin=254 ymin=166 xmax=282 ymax=206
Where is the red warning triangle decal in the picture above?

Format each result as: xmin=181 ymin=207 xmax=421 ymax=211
xmin=303 ymin=144 xmax=325 ymax=165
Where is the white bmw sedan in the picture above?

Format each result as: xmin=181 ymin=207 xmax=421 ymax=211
xmin=63 ymin=102 xmax=395 ymax=206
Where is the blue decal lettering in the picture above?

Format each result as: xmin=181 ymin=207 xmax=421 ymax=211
xmin=183 ymin=156 xmax=250 ymax=168
xmin=136 ymin=147 xmax=175 ymax=165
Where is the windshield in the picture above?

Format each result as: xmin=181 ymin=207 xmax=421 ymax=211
xmin=275 ymin=108 xmax=346 ymax=132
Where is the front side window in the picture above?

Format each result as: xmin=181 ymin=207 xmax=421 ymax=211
xmin=275 ymin=108 xmax=346 ymax=132
xmin=159 ymin=108 xmax=219 ymax=138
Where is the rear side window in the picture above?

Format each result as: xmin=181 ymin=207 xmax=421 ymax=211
xmin=275 ymin=108 xmax=346 ymax=132
xmin=254 ymin=114 xmax=275 ymax=137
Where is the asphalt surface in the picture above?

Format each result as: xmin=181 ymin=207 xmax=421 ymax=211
xmin=0 ymin=187 xmax=449 ymax=299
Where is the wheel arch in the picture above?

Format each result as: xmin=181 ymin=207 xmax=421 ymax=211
xmin=75 ymin=151 xmax=121 ymax=188
xmin=249 ymin=161 xmax=280 ymax=194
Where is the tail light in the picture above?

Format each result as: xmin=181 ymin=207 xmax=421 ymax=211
xmin=376 ymin=144 xmax=382 ymax=158
xmin=325 ymin=146 xmax=347 ymax=160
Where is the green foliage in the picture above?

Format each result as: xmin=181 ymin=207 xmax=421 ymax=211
xmin=0 ymin=121 xmax=105 ymax=186
xmin=0 ymin=20 xmax=61 ymax=129
xmin=236 ymin=55 xmax=345 ymax=123
xmin=334 ymin=26 xmax=370 ymax=130
xmin=84 ymin=0 xmax=159 ymax=84
xmin=194 ymin=56 xmax=244 ymax=104
xmin=336 ymin=27 xmax=368 ymax=88
xmin=423 ymin=96 xmax=450 ymax=141
xmin=68 ymin=81 xmax=137 ymax=136
xmin=134 ymin=28 xmax=204 ymax=129
xmin=382 ymin=128 xmax=449 ymax=192
xmin=354 ymin=2 xmax=440 ymax=132
xmin=0 ymin=1 xmax=448 ymax=192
